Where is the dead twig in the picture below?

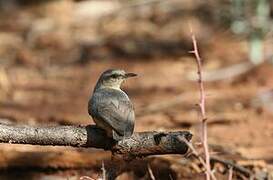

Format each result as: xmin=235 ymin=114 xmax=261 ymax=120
xmin=179 ymin=137 xmax=217 ymax=180
xmin=228 ymin=166 xmax=233 ymax=180
xmin=80 ymin=176 xmax=95 ymax=180
xmin=101 ymin=161 xmax=106 ymax=180
xmin=210 ymin=156 xmax=253 ymax=178
xmin=148 ymin=164 xmax=156 ymax=180
xmin=189 ymin=26 xmax=212 ymax=179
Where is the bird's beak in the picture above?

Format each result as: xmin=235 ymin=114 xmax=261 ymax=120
xmin=125 ymin=72 xmax=137 ymax=78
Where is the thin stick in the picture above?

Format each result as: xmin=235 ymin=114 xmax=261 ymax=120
xmin=148 ymin=164 xmax=156 ymax=180
xmin=189 ymin=26 xmax=212 ymax=180
xmin=228 ymin=166 xmax=233 ymax=180
xmin=101 ymin=161 xmax=106 ymax=180
xmin=179 ymin=137 xmax=216 ymax=180
xmin=79 ymin=176 xmax=95 ymax=180
xmin=210 ymin=156 xmax=252 ymax=178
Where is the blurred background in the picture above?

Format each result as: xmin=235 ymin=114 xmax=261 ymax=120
xmin=0 ymin=0 xmax=272 ymax=179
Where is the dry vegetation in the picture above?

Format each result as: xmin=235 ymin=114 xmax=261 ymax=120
xmin=0 ymin=0 xmax=273 ymax=179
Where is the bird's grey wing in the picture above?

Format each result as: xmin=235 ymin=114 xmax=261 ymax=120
xmin=96 ymin=98 xmax=135 ymax=137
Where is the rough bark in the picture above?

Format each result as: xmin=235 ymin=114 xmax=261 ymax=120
xmin=0 ymin=124 xmax=192 ymax=157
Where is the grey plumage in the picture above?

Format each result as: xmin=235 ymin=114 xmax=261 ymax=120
xmin=88 ymin=69 xmax=136 ymax=141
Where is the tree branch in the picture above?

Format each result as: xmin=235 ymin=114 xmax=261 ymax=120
xmin=0 ymin=124 xmax=192 ymax=157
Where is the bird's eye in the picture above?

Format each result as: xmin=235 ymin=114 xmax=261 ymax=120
xmin=111 ymin=74 xmax=119 ymax=78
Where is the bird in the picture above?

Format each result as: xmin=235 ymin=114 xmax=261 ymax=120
xmin=88 ymin=69 xmax=137 ymax=141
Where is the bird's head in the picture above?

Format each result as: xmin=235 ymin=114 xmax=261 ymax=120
xmin=96 ymin=69 xmax=137 ymax=90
